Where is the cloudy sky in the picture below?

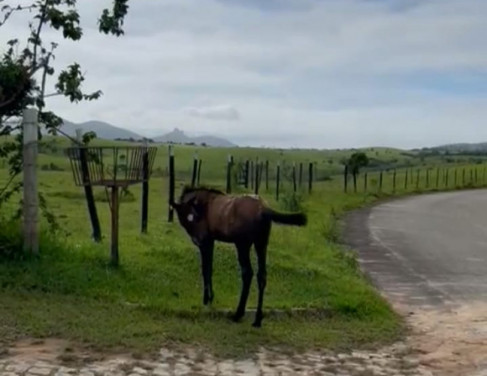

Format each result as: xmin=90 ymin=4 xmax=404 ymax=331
xmin=1 ymin=0 xmax=487 ymax=149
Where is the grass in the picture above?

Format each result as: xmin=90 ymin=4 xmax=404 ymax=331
xmin=1 ymin=137 xmax=486 ymax=358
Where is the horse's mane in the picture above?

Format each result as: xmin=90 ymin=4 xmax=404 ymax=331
xmin=179 ymin=185 xmax=225 ymax=201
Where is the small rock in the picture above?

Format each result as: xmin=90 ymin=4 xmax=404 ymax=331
xmin=173 ymin=362 xmax=191 ymax=376
xmin=6 ymin=362 xmax=31 ymax=373
xmin=217 ymin=360 xmax=235 ymax=374
xmin=234 ymin=359 xmax=260 ymax=375
xmin=132 ymin=366 xmax=149 ymax=374
xmin=152 ymin=364 xmax=171 ymax=376
xmin=27 ymin=367 xmax=53 ymax=376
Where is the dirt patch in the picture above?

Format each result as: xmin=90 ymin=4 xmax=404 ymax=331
xmin=0 ymin=336 xmax=435 ymax=376
xmin=1 ymin=303 xmax=486 ymax=375
xmin=2 ymin=338 xmax=132 ymax=367
xmin=397 ymin=301 xmax=487 ymax=376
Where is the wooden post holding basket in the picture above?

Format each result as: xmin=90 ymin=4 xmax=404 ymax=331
xmin=66 ymin=145 xmax=157 ymax=266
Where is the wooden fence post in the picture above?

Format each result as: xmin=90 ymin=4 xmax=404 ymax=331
xmin=292 ymin=162 xmax=297 ymax=192
xmin=353 ymin=170 xmax=357 ymax=193
xmin=168 ymin=145 xmax=175 ymax=222
xmin=308 ymin=162 xmax=313 ymax=193
xmin=344 ymin=165 xmax=348 ymax=193
xmin=445 ymin=169 xmax=449 ymax=188
xmin=250 ymin=160 xmax=255 ymax=190
xmin=379 ymin=171 xmax=383 ymax=192
xmin=110 ymin=186 xmax=120 ymax=266
xmin=197 ymin=159 xmax=202 ymax=185
xmin=226 ymin=154 xmax=233 ymax=193
xmin=426 ymin=169 xmax=430 ymax=188
xmin=22 ymin=107 xmax=39 ymax=254
xmin=454 ymin=169 xmax=458 ymax=187
xmin=392 ymin=169 xmax=397 ymax=193
xmin=405 ymin=169 xmax=409 ymax=190
xmin=77 ymin=129 xmax=102 ymax=243
xmin=298 ymin=162 xmax=303 ymax=188
xmin=462 ymin=168 xmax=466 ymax=186
xmin=265 ymin=160 xmax=269 ymax=191
xmin=141 ymin=141 xmax=149 ymax=234
xmin=244 ymin=160 xmax=250 ymax=188
xmin=436 ymin=167 xmax=440 ymax=189
xmin=416 ymin=169 xmax=420 ymax=190
xmin=364 ymin=172 xmax=368 ymax=192
xmin=276 ymin=163 xmax=281 ymax=201
xmin=191 ymin=153 xmax=198 ymax=187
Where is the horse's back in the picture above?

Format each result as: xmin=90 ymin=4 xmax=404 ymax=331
xmin=207 ymin=194 xmax=268 ymax=242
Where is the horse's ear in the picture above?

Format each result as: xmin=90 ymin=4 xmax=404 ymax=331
xmin=170 ymin=201 xmax=181 ymax=211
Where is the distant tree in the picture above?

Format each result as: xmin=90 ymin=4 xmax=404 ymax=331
xmin=347 ymin=152 xmax=369 ymax=176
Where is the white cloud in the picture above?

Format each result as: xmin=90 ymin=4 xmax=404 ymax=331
xmin=0 ymin=0 xmax=486 ymax=148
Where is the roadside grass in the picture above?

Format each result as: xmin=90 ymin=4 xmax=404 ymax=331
xmin=1 ymin=143 xmax=486 ymax=358
xmin=0 ymin=164 xmax=405 ymax=357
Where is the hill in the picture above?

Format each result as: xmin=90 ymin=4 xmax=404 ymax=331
xmin=58 ymin=120 xmax=144 ymax=140
xmin=153 ymin=128 xmax=236 ymax=147
xmin=422 ymin=142 xmax=487 ymax=154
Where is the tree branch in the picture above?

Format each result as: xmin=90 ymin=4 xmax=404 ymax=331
xmin=0 ymin=3 xmax=37 ymax=28
xmin=31 ymin=0 xmax=48 ymax=72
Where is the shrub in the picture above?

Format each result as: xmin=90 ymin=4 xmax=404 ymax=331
xmin=0 ymin=217 xmax=67 ymax=261
xmin=280 ymin=191 xmax=304 ymax=212
xmin=0 ymin=218 xmax=23 ymax=260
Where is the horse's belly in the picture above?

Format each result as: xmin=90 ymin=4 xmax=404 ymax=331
xmin=212 ymin=222 xmax=258 ymax=243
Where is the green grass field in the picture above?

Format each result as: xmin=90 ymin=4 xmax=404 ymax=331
xmin=1 ymin=136 xmax=486 ymax=358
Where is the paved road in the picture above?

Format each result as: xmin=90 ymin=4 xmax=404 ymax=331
xmin=343 ymin=190 xmax=487 ymax=308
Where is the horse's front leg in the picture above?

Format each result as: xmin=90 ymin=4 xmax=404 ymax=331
xmin=199 ymin=239 xmax=214 ymax=306
xmin=233 ymin=241 xmax=253 ymax=322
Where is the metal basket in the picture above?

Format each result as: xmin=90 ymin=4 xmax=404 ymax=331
xmin=66 ymin=146 xmax=158 ymax=187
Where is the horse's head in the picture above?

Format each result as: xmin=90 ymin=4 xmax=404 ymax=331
xmin=171 ymin=189 xmax=209 ymax=245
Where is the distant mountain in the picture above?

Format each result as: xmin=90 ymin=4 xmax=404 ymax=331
xmin=154 ymin=128 xmax=190 ymax=144
xmin=153 ymin=128 xmax=236 ymax=147
xmin=424 ymin=142 xmax=487 ymax=154
xmin=58 ymin=119 xmax=144 ymax=140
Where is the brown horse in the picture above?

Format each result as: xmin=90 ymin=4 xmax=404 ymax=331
xmin=171 ymin=185 xmax=307 ymax=327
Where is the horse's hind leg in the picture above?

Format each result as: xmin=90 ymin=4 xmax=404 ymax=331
xmin=199 ymin=239 xmax=214 ymax=306
xmin=253 ymin=223 xmax=270 ymax=328
xmin=233 ymin=241 xmax=253 ymax=322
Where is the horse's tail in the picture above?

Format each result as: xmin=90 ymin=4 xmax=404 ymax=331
xmin=264 ymin=208 xmax=307 ymax=226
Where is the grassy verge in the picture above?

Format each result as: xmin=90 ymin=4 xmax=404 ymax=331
xmin=4 ymin=141 xmax=484 ymax=358
xmin=0 ymin=166 xmax=406 ymax=358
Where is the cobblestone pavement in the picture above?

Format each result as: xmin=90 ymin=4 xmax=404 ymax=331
xmin=0 ymin=339 xmax=435 ymax=376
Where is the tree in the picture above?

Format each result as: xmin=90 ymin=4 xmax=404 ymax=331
xmin=347 ymin=152 xmax=369 ymax=193
xmin=0 ymin=0 xmax=129 ymax=219
xmin=348 ymin=152 xmax=369 ymax=175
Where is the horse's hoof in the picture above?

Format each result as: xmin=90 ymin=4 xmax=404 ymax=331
xmin=231 ymin=312 xmax=244 ymax=323
xmin=203 ymin=290 xmax=214 ymax=306
xmin=203 ymin=295 xmax=212 ymax=306
xmin=252 ymin=321 xmax=262 ymax=328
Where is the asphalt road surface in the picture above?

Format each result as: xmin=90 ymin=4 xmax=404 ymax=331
xmin=343 ymin=190 xmax=487 ymax=308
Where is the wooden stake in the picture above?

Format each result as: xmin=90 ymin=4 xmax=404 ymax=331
xmin=22 ymin=108 xmax=39 ymax=255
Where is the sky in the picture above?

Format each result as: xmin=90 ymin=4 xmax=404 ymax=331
xmin=1 ymin=0 xmax=487 ymax=149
